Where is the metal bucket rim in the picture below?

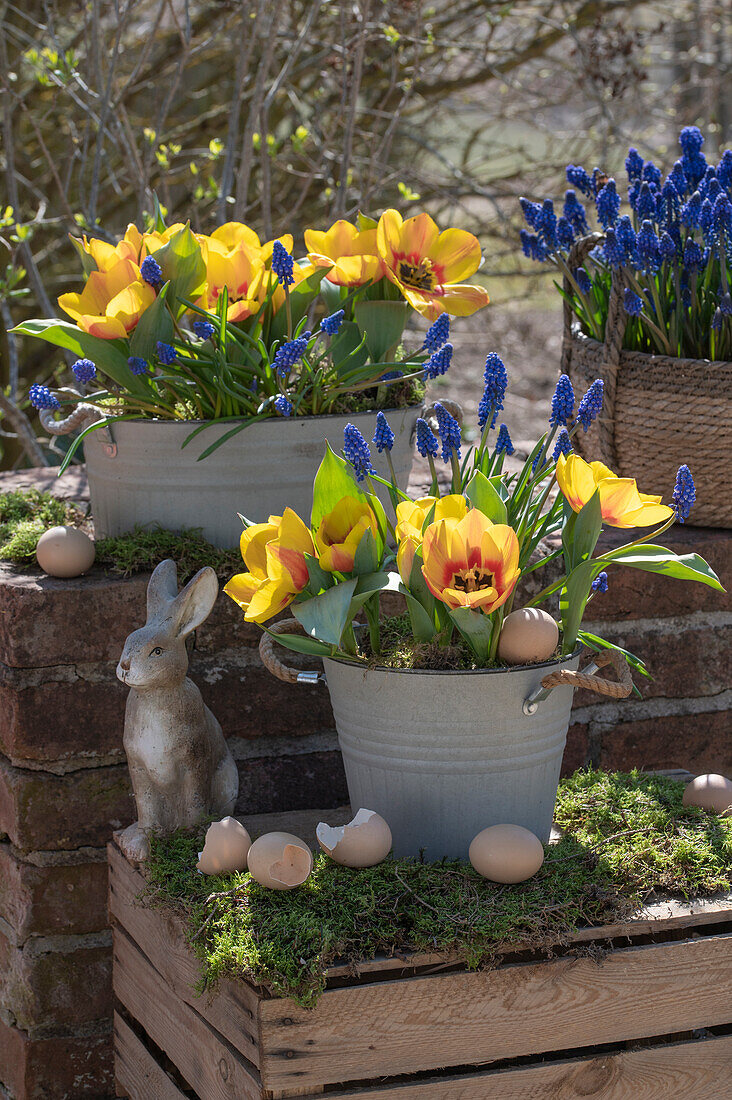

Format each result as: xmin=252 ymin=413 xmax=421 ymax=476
xmin=324 ymin=645 xmax=583 ymax=679
xmin=95 ymin=403 xmax=422 ymax=430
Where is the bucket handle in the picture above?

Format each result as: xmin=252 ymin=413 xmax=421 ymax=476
xmin=259 ymin=618 xmax=326 ymax=684
xmin=522 ymin=649 xmax=633 ymax=715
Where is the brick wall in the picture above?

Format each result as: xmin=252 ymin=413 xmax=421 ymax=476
xmin=0 ymin=467 xmax=730 ymax=1098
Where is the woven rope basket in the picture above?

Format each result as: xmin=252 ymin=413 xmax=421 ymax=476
xmin=561 ymin=237 xmax=732 ymax=528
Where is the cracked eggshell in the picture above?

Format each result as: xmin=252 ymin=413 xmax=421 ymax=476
xmin=246 ymin=831 xmax=313 ymax=890
xmin=316 ymin=809 xmax=392 ymax=867
xmin=498 ymin=608 xmax=559 ymax=665
xmin=682 ymin=774 xmax=732 ymax=815
xmin=36 ymin=525 xmax=95 ymax=578
xmin=469 ymin=824 xmax=545 ymax=883
xmin=197 ymin=818 xmax=251 ymax=875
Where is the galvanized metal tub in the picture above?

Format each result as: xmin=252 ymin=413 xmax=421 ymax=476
xmin=84 ymin=406 xmax=418 ymax=547
xmin=323 ymin=652 xmax=581 ymax=859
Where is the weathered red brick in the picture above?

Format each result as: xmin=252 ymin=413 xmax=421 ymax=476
xmin=0 ymin=843 xmax=108 ymax=942
xmin=0 ymin=756 xmax=134 ymax=852
xmin=599 ymin=709 xmax=732 ymax=774
xmin=0 ymin=1013 xmax=113 ymax=1099
xmin=560 ymin=723 xmax=590 ymax=776
xmin=0 ymin=926 xmax=111 ymax=1032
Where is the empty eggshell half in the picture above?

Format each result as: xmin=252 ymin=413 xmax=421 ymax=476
xmin=316 ymin=809 xmax=392 ymax=867
xmin=498 ymin=608 xmax=559 ymax=665
xmin=682 ymin=773 xmax=732 ymax=815
xmin=36 ymin=525 xmax=95 ymax=578
xmin=469 ymin=824 xmax=545 ymax=883
xmin=246 ymin=831 xmax=313 ymax=890
xmin=197 ymin=817 xmax=252 ymax=875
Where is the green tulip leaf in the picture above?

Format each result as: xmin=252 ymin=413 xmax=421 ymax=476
xmin=404 ymin=592 xmax=436 ymax=643
xmin=261 ymin=628 xmax=333 ymax=658
xmin=448 ymin=606 xmax=493 ymax=665
xmin=152 ymin=224 xmax=207 ymax=315
xmin=465 ymin=470 xmax=508 ymax=524
xmin=603 ymin=544 xmax=724 ymax=590
xmin=10 ymin=319 xmax=149 ymax=395
xmin=310 ymin=444 xmax=368 ymax=532
xmin=563 ymin=489 xmax=602 ymax=571
xmin=129 ymin=282 xmax=173 ymax=361
xmin=352 ymin=528 xmax=379 ymax=575
xmin=293 ymin=577 xmax=358 ymax=647
xmin=353 ymin=299 xmax=410 ymax=363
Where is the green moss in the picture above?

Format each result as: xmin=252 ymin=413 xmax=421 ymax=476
xmin=365 ymin=613 xmax=480 ymax=670
xmin=145 ymin=770 xmax=732 ymax=1008
xmin=0 ymin=489 xmax=82 ymax=561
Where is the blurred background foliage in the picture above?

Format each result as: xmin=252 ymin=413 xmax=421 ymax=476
xmin=0 ymin=0 xmax=730 ymax=468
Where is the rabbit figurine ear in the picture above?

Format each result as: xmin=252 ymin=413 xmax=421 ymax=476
xmin=171 ymin=566 xmax=219 ymax=639
xmin=147 ymin=559 xmax=179 ymax=620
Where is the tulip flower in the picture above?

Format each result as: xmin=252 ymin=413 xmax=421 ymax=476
xmin=556 ymin=454 xmax=674 ymax=528
xmin=395 ymin=494 xmax=468 ymax=542
xmin=74 ymin=223 xmax=184 ymax=271
xmin=315 ymin=496 xmax=379 ymax=572
xmin=58 ymin=257 xmax=156 ymax=339
xmin=224 ymin=509 xmax=314 ymax=623
xmin=198 ymin=237 xmax=265 ymax=322
xmin=396 ymin=535 xmax=419 ymax=586
xmin=305 ymin=219 xmax=384 ymax=286
xmin=421 ymin=510 xmax=520 ymax=613
xmin=208 ymin=222 xmax=294 ymax=261
xmin=376 ymin=210 xmax=490 ymax=320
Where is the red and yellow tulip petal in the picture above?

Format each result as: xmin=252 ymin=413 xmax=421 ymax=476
xmin=430 ymin=227 xmax=482 ymax=283
xmin=596 ymin=478 xmax=644 ymax=526
xmin=240 ymin=520 xmax=280 ymax=578
xmin=329 ymin=254 xmax=384 ymax=286
xmin=397 ymin=537 xmax=418 ymax=586
xmin=612 ymin=500 xmax=674 ymax=529
xmin=78 ymin=314 xmax=128 ymax=339
xmin=226 ymin=297 xmax=260 ymax=322
xmin=223 ymin=571 xmax=260 ymax=612
xmin=244 ymin=576 xmax=296 ymax=624
xmin=556 ymin=454 xmax=598 ymax=513
xmin=105 ymin=280 xmax=156 ymax=333
xmin=211 ymin=222 xmax=262 ymax=252
xmin=398 ymin=281 xmax=490 ymax=320
xmin=260 ymin=234 xmax=295 ymax=261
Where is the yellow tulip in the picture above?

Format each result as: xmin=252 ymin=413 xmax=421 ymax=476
xmin=74 ymin=223 xmax=184 ymax=271
xmin=315 ymin=496 xmax=379 ymax=573
xmin=198 ymin=236 xmax=265 ymax=322
xmin=224 ymin=509 xmax=314 ymax=624
xmin=395 ymin=494 xmax=468 ymax=543
xmin=556 ymin=454 xmax=674 ymax=529
xmin=376 ymin=209 xmax=490 ymax=320
xmin=396 ymin=535 xmax=419 ymax=585
xmin=421 ymin=510 xmax=520 ymax=613
xmin=209 ymin=222 xmax=294 ymax=261
xmin=304 ymin=219 xmax=384 ymax=286
xmin=58 ymin=257 xmax=156 ymax=339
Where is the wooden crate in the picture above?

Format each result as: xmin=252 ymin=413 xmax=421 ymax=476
xmin=110 ymin=811 xmax=732 ymax=1100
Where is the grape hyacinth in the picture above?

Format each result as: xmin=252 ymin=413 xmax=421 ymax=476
xmin=575 ymin=379 xmax=604 ymax=431
xmin=128 ymin=356 xmax=150 ymax=375
xmin=415 ymin=417 xmax=438 ymax=459
xmin=624 ymin=288 xmax=643 ymax=317
xmin=672 ymin=464 xmax=695 ymax=523
xmin=434 ymin=402 xmax=461 ymax=463
xmin=274 ymin=394 xmax=292 ymax=417
xmin=636 ymin=221 xmax=660 ymax=273
xmin=635 ymin=181 xmax=657 ymax=223
xmin=372 ymin=411 xmax=394 ymax=452
xmin=682 ymin=237 xmax=704 ymax=270
xmin=156 ymin=342 xmax=178 ymax=365
xmin=479 ymin=352 xmax=508 ymax=430
xmin=271 ymin=241 xmax=294 ymax=287
xmin=575 ymin=267 xmax=593 ymax=295
xmin=193 ymin=320 xmax=215 ymax=340
xmin=495 ymin=423 xmax=514 ymax=456
xmin=591 ymin=572 xmax=609 ymax=594
xmin=557 ymin=218 xmax=575 ymax=249
xmin=552 ymin=427 xmax=572 ymax=459
xmin=320 ymin=309 xmax=344 ymax=336
xmin=520 ymin=230 xmax=547 ymax=262
xmin=273 ymin=333 xmax=310 ymax=376
xmin=422 ymin=312 xmax=450 ymax=352
xmin=625 ymin=148 xmax=644 ymax=183
xmin=549 ymin=374 xmax=574 ymax=427
xmin=71 ymin=358 xmax=96 ymax=384
xmin=596 ymin=179 xmax=620 ymax=228
xmin=659 ymin=231 xmax=678 ymax=263
xmin=566 ymin=164 xmax=594 ymax=197
xmin=519 ymin=197 xmax=543 ymax=229
xmin=28 ymin=384 xmax=59 ymax=410
xmin=563 ymin=190 xmax=588 ymax=234
xmin=140 ymin=255 xmax=162 ymax=288
xmin=343 ymin=423 xmax=375 ymax=481
xmin=603 ymin=227 xmax=626 ymax=268
xmin=424 ymin=342 xmax=453 ymax=380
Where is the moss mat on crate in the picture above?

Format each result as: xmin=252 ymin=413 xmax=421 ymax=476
xmin=144 ymin=770 xmax=732 ymax=1008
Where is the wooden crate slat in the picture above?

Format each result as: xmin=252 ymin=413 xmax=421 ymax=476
xmin=114 ymin=923 xmax=262 ymax=1100
xmin=114 ymin=1011 xmax=190 ymax=1100
xmin=322 ymin=1033 xmax=732 ymax=1099
xmin=109 ymin=842 xmax=261 ymax=1067
xmin=258 ymin=933 xmax=732 ymax=1091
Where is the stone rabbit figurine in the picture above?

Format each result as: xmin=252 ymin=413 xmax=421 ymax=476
xmin=116 ymin=559 xmax=239 ymax=864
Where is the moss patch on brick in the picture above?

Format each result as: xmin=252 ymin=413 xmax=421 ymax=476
xmin=0 ymin=489 xmax=83 ymax=561
xmin=145 ymin=770 xmax=732 ymax=1007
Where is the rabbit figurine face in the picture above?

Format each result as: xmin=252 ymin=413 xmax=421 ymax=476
xmin=116 ymin=559 xmax=239 ymax=865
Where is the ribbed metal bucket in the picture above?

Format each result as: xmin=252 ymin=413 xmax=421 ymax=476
xmin=323 ymin=653 xmax=581 ymax=859
xmin=84 ymin=406 xmax=418 ymax=547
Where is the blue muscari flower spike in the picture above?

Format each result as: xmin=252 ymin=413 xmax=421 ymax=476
xmin=636 ymin=181 xmax=657 ymax=222
xmin=563 ymin=190 xmax=588 ymax=234
xmin=699 ymin=198 xmax=714 ymax=241
xmin=519 ymin=197 xmax=543 ymax=229
xmin=552 ymin=427 xmax=572 ymax=460
xmin=434 ymin=402 xmax=461 ymax=463
xmin=549 ymin=374 xmax=574 ymax=427
xmin=679 ymin=126 xmax=704 ymax=155
xmin=575 ymin=379 xmax=604 ymax=431
xmin=140 ymin=255 xmax=162 ymax=287
xmin=624 ymin=288 xmax=643 ymax=317
xmin=273 ymin=332 xmax=311 ymax=376
xmin=658 ymin=181 xmax=680 ymax=228
xmin=682 ymin=237 xmax=703 ymax=270
xmin=274 ymin=394 xmax=292 ymax=417
xmin=565 ymin=164 xmax=593 ymax=197
xmin=193 ymin=320 xmax=215 ymax=340
xmin=372 ymin=411 xmax=394 ymax=453
xmin=320 ymin=309 xmax=344 ymax=335
xmin=128 ymin=356 xmax=150 ymax=375
xmin=636 ymin=220 xmax=660 ymax=273
xmin=668 ymin=160 xmax=688 ymax=197
xmin=712 ymin=194 xmax=732 ymax=237
xmin=271 ymin=240 xmax=294 ymax=287
xmin=672 ymin=464 xmax=695 ymax=523
xmin=495 ymin=424 xmax=514 ymax=456
xmin=680 ymin=191 xmax=702 ymax=229
xmin=706 ymin=178 xmax=723 ymax=203
xmin=575 ymin=267 xmax=592 ymax=294
xmin=625 ymin=147 xmax=644 ymax=183
xmin=343 ymin=423 xmax=375 ymax=481
xmin=591 ymin=572 xmax=609 ymax=594
xmin=479 ymin=352 xmax=508 ymax=430
xmin=28 ymin=383 xmax=59 ymax=410
xmin=422 ymin=312 xmax=449 ymax=352
xmin=71 ymin=358 xmax=96 ymax=384
xmin=520 ymin=230 xmax=547 ymax=262
xmin=603 ymin=227 xmax=625 ymax=268
xmin=642 ymin=161 xmax=662 ymax=188
xmin=615 ymin=216 xmax=636 ymax=262
xmin=596 ymin=179 xmax=620 ymax=229
xmin=536 ymin=199 xmax=558 ymax=250
xmin=415 ymin=417 xmax=438 ymax=459
xmin=423 ymin=342 xmax=453 ymax=380
xmin=680 ymin=131 xmax=707 ymax=190
xmin=556 ymin=217 xmax=574 ymax=249
xmin=718 ymin=150 xmax=732 ymax=190
xmin=659 ymin=232 xmax=677 ymax=263
xmin=156 ymin=342 xmax=178 ymax=365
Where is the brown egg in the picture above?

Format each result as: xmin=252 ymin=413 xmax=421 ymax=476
xmin=246 ymin=831 xmax=313 ymax=890
xmin=36 ymin=525 xmax=95 ymax=578
xmin=197 ymin=818 xmax=251 ymax=875
xmin=469 ymin=824 xmax=545 ymax=883
xmin=316 ymin=809 xmax=392 ymax=868
xmin=498 ymin=608 xmax=559 ymax=665
xmin=682 ymin=774 xmax=732 ymax=815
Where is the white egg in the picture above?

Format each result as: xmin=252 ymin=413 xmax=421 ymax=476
xmin=36 ymin=525 xmax=95 ymax=578
xmin=469 ymin=824 xmax=545 ymax=883
xmin=317 ymin=809 xmax=392 ymax=868
xmin=682 ymin=774 xmax=732 ymax=815
xmin=498 ymin=608 xmax=559 ymax=665
xmin=197 ymin=818 xmax=251 ymax=875
xmin=246 ymin=831 xmax=312 ymax=890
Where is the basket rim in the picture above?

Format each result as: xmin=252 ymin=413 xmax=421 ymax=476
xmin=568 ymin=324 xmax=732 ymax=369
